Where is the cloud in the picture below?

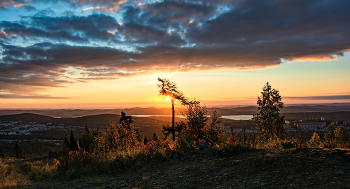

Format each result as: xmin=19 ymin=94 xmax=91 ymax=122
xmin=1 ymin=0 xmax=350 ymax=97
xmin=0 ymin=30 xmax=7 ymax=39
xmin=0 ymin=94 xmax=70 ymax=99
xmin=285 ymin=95 xmax=350 ymax=101
xmin=0 ymin=21 xmax=89 ymax=43
xmin=0 ymin=0 xmax=36 ymax=10
xmin=0 ymin=14 xmax=120 ymax=43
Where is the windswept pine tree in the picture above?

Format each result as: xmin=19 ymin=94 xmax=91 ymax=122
xmin=157 ymin=78 xmax=199 ymax=141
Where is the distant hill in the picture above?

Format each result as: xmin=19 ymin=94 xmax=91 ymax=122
xmin=0 ymin=113 xmax=123 ymax=127
xmin=1 ymin=103 xmax=349 ymax=118
xmin=0 ymin=113 xmax=179 ymax=139
xmin=0 ymin=113 xmax=56 ymax=123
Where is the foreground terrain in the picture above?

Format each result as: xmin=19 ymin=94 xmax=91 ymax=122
xmin=15 ymin=148 xmax=350 ymax=189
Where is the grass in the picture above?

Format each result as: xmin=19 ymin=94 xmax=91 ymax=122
xmin=17 ymin=147 xmax=350 ymax=189
xmin=0 ymin=160 xmax=29 ymax=188
xmin=1 ymin=136 xmax=350 ymax=188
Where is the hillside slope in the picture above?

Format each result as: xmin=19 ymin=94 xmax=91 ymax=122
xmin=31 ymin=148 xmax=350 ymax=189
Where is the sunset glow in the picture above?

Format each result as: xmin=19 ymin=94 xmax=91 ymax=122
xmin=0 ymin=0 xmax=349 ymax=109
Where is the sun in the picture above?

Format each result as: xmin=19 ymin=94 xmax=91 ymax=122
xmin=165 ymin=97 xmax=171 ymax=101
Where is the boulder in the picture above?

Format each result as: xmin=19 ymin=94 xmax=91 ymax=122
xmin=199 ymin=142 xmax=215 ymax=152
xmin=199 ymin=142 xmax=209 ymax=151
xmin=169 ymin=150 xmax=179 ymax=159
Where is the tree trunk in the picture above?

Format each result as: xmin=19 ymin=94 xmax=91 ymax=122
xmin=172 ymin=99 xmax=175 ymax=141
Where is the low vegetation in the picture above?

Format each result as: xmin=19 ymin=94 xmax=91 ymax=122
xmin=1 ymin=81 xmax=350 ymax=188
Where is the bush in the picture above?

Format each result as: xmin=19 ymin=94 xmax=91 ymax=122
xmin=261 ymin=138 xmax=299 ymax=151
xmin=25 ymin=160 xmax=58 ymax=181
xmin=308 ymin=132 xmax=323 ymax=148
xmin=92 ymin=120 xmax=140 ymax=153
xmin=0 ymin=161 xmax=29 ymax=187
xmin=176 ymin=103 xmax=225 ymax=148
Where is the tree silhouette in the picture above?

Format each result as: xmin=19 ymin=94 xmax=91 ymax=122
xmin=85 ymin=125 xmax=89 ymax=133
xmin=79 ymin=125 xmax=93 ymax=151
xmin=119 ymin=111 xmax=142 ymax=142
xmin=324 ymin=124 xmax=336 ymax=147
xmin=13 ymin=141 xmax=22 ymax=159
xmin=252 ymin=82 xmax=285 ymax=140
xmin=335 ymin=125 xmax=349 ymax=148
xmin=0 ymin=146 xmax=4 ymax=158
xmin=119 ymin=111 xmax=134 ymax=126
xmin=69 ymin=130 xmax=79 ymax=151
xmin=144 ymin=137 xmax=149 ymax=145
xmin=157 ymin=78 xmax=198 ymax=141
xmin=62 ymin=134 xmax=69 ymax=153
xmin=153 ymin=133 xmax=159 ymax=141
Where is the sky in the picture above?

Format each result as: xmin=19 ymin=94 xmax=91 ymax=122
xmin=0 ymin=0 xmax=349 ymax=109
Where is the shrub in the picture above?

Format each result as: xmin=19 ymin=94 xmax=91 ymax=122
xmin=176 ymin=103 xmax=225 ymax=148
xmin=25 ymin=160 xmax=58 ymax=181
xmin=0 ymin=161 xmax=29 ymax=187
xmin=262 ymin=138 xmax=298 ymax=151
xmin=308 ymin=132 xmax=323 ymax=148
xmin=92 ymin=120 xmax=140 ymax=153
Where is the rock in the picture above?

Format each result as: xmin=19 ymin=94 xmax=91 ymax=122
xmin=169 ymin=150 xmax=179 ymax=159
xmin=200 ymin=142 xmax=209 ymax=151
xmin=199 ymin=142 xmax=216 ymax=152
xmin=121 ymin=183 xmax=128 ymax=187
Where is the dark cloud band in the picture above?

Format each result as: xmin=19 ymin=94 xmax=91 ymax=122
xmin=1 ymin=0 xmax=350 ymax=98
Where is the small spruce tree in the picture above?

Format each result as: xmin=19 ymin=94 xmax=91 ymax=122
xmin=153 ymin=133 xmax=159 ymax=141
xmin=79 ymin=125 xmax=93 ymax=151
xmin=0 ymin=146 xmax=4 ymax=158
xmin=324 ymin=124 xmax=336 ymax=148
xmin=69 ymin=130 xmax=79 ymax=151
xmin=308 ymin=132 xmax=322 ymax=148
xmin=13 ymin=142 xmax=22 ymax=159
xmin=119 ymin=111 xmax=134 ymax=126
xmin=252 ymin=82 xmax=285 ymax=141
xmin=203 ymin=111 xmax=225 ymax=146
xmin=144 ymin=137 xmax=149 ymax=145
xmin=62 ymin=134 xmax=69 ymax=153
xmin=335 ymin=125 xmax=349 ymax=148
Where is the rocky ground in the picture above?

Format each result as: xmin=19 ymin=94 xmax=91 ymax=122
xmin=19 ymin=148 xmax=350 ymax=189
